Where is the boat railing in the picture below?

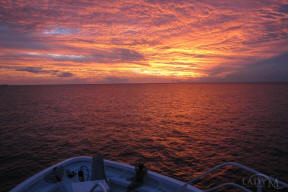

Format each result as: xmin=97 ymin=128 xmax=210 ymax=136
xmin=178 ymin=162 xmax=288 ymax=192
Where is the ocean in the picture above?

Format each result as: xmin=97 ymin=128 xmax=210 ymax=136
xmin=0 ymin=83 xmax=287 ymax=191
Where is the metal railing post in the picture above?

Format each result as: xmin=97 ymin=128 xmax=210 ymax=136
xmin=180 ymin=162 xmax=288 ymax=192
xmin=256 ymin=175 xmax=262 ymax=192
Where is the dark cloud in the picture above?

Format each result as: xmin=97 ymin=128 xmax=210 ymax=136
xmin=197 ymin=14 xmax=239 ymax=27
xmin=104 ymin=76 xmax=129 ymax=84
xmin=206 ymin=66 xmax=238 ymax=77
xmin=72 ymin=38 xmax=95 ymax=43
xmin=184 ymin=52 xmax=288 ymax=83
xmin=0 ymin=65 xmax=74 ymax=78
xmin=15 ymin=66 xmax=58 ymax=74
xmin=114 ymin=48 xmax=144 ymax=61
xmin=0 ymin=25 xmax=48 ymax=50
xmin=174 ymin=6 xmax=195 ymax=18
xmin=0 ymin=1 xmax=85 ymax=29
xmin=110 ymin=38 xmax=159 ymax=46
xmin=278 ymin=4 xmax=288 ymax=14
xmin=151 ymin=14 xmax=177 ymax=26
xmin=86 ymin=48 xmax=146 ymax=64
xmin=224 ymin=52 xmax=288 ymax=82
xmin=1 ymin=0 xmax=288 ymax=84
xmin=198 ymin=52 xmax=288 ymax=82
xmin=145 ymin=0 xmax=190 ymax=5
xmin=243 ymin=31 xmax=288 ymax=47
xmin=1 ymin=48 xmax=146 ymax=65
xmin=57 ymin=72 xmax=74 ymax=77
xmin=67 ymin=48 xmax=147 ymax=64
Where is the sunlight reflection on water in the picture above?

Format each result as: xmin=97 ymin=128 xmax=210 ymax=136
xmin=0 ymin=83 xmax=288 ymax=191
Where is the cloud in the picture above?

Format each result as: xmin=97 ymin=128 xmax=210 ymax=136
xmin=223 ymin=52 xmax=288 ymax=82
xmin=57 ymin=72 xmax=74 ymax=77
xmin=0 ymin=0 xmax=288 ymax=84
xmin=42 ymin=26 xmax=78 ymax=35
xmin=110 ymin=38 xmax=159 ymax=46
xmin=192 ymin=52 xmax=288 ymax=82
xmin=0 ymin=25 xmax=48 ymax=50
xmin=15 ymin=66 xmax=59 ymax=74
xmin=104 ymin=76 xmax=129 ymax=84
xmin=1 ymin=48 xmax=146 ymax=65
xmin=151 ymin=14 xmax=177 ymax=26
xmin=0 ymin=65 xmax=74 ymax=78
xmin=113 ymin=48 xmax=144 ymax=61
xmin=278 ymin=4 xmax=288 ymax=13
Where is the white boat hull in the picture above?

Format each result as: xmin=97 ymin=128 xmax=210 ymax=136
xmin=10 ymin=156 xmax=202 ymax=192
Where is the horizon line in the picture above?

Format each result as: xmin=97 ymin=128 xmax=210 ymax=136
xmin=1 ymin=81 xmax=288 ymax=86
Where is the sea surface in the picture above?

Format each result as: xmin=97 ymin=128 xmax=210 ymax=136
xmin=0 ymin=83 xmax=288 ymax=191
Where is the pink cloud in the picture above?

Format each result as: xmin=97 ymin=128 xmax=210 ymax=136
xmin=0 ymin=0 xmax=288 ymax=84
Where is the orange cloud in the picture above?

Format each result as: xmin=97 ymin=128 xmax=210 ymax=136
xmin=0 ymin=0 xmax=288 ymax=84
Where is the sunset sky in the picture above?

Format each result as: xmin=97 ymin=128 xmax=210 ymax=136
xmin=0 ymin=0 xmax=288 ymax=84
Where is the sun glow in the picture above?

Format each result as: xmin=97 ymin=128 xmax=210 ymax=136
xmin=0 ymin=0 xmax=287 ymax=84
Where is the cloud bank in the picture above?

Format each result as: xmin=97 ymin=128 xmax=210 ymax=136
xmin=0 ymin=0 xmax=288 ymax=84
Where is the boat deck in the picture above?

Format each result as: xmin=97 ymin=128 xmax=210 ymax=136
xmin=11 ymin=157 xmax=200 ymax=192
xmin=11 ymin=157 xmax=288 ymax=192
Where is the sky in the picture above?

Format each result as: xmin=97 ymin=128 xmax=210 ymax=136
xmin=0 ymin=0 xmax=288 ymax=84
